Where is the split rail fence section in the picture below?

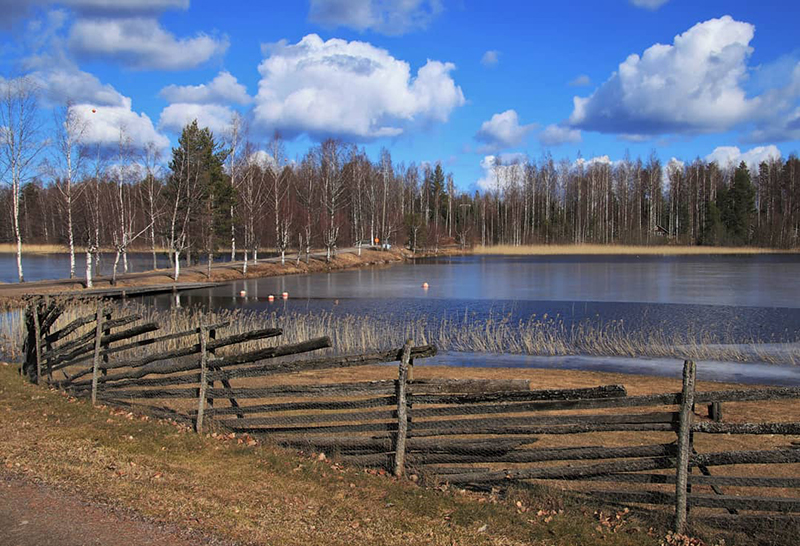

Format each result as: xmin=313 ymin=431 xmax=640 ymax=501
xmin=23 ymin=298 xmax=800 ymax=534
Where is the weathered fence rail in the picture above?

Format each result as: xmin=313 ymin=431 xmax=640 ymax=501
xmin=22 ymin=296 xmax=800 ymax=536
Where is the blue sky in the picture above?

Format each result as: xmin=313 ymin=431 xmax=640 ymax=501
xmin=2 ymin=0 xmax=800 ymax=192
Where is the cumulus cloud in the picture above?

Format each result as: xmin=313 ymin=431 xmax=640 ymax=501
xmin=159 ymin=71 xmax=251 ymax=105
xmin=476 ymin=153 xmax=527 ymax=192
xmin=30 ymin=67 xmax=126 ymax=107
xmin=575 ymin=155 xmax=612 ymax=168
xmin=629 ymin=0 xmax=669 ymax=9
xmin=481 ymin=50 xmax=500 ymax=67
xmin=68 ymin=16 xmax=229 ymax=70
xmin=253 ymin=34 xmax=465 ymax=141
xmin=308 ymin=0 xmax=443 ymax=36
xmin=475 ymin=110 xmax=536 ymax=151
xmin=538 ymin=124 xmax=581 ymax=146
xmin=159 ymin=103 xmax=235 ymax=135
xmin=568 ymin=74 xmax=591 ymax=87
xmin=569 ymin=16 xmax=759 ymax=136
xmin=71 ymin=98 xmax=169 ymax=149
xmin=705 ymin=145 xmax=782 ymax=172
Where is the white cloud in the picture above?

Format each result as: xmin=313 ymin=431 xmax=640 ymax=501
xmin=71 ymin=98 xmax=169 ymax=150
xmin=629 ymin=0 xmax=669 ymax=9
xmin=31 ymin=67 xmax=126 ymax=107
xmin=705 ymin=145 xmax=782 ymax=172
xmin=569 ymin=16 xmax=759 ymax=135
xmin=159 ymin=71 xmax=251 ymax=105
xmin=253 ymin=34 xmax=465 ymax=141
xmin=568 ymin=74 xmax=591 ymax=87
xmin=159 ymin=103 xmax=235 ymax=136
xmin=481 ymin=50 xmax=500 ymax=67
xmin=476 ymin=153 xmax=526 ymax=192
xmin=68 ymin=16 xmax=229 ymax=70
xmin=308 ymin=0 xmax=443 ymax=36
xmin=538 ymin=124 xmax=581 ymax=146
xmin=574 ymin=155 xmax=614 ymax=170
xmin=475 ymin=110 xmax=535 ymax=151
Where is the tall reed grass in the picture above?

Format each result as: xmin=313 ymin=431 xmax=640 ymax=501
xmin=2 ymin=301 xmax=797 ymax=366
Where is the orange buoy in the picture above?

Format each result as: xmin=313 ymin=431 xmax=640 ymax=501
xmin=422 ymin=282 xmax=429 ymax=289
xmin=282 ymin=291 xmax=289 ymax=300
xmin=268 ymin=294 xmax=275 ymax=302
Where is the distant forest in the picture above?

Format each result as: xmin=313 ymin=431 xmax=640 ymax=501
xmin=2 ymin=108 xmax=800 ymax=282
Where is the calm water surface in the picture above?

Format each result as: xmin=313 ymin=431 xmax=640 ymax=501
xmin=141 ymin=254 xmax=800 ymax=344
xmin=0 ymin=252 xmax=236 ymax=283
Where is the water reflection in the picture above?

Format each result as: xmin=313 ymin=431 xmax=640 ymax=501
xmin=136 ymin=254 xmax=800 ymax=344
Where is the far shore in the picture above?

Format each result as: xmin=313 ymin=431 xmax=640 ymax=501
xmin=473 ymin=243 xmax=798 ymax=255
xmin=4 ymin=242 xmax=798 ymax=257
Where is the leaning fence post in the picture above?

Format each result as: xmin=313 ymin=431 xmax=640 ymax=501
xmin=393 ymin=339 xmax=413 ymax=477
xmin=674 ymin=359 xmax=696 ymax=535
xmin=195 ymin=324 xmax=210 ymax=434
xmin=90 ymin=302 xmax=105 ymax=405
xmin=32 ymin=299 xmax=43 ymax=385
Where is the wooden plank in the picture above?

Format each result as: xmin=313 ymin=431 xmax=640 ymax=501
xmin=692 ymin=422 xmax=800 ymax=435
xmin=441 ymin=456 xmax=677 ymax=484
xmin=577 ymin=473 xmax=800 ymax=488
xmin=341 ymin=442 xmax=679 ymax=467
xmin=408 ymin=379 xmax=529 ymax=393
xmin=587 ymin=490 xmax=800 ymax=512
xmin=51 ymin=322 xmax=160 ymax=371
xmin=64 ymin=327 xmax=283 ymax=382
xmin=216 ymin=410 xmax=677 ymax=429
xmin=394 ymin=340 xmax=413 ymax=477
xmin=199 ymin=396 xmax=397 ymax=416
xmin=46 ymin=314 xmax=143 ymax=365
xmin=410 ymin=384 xmax=626 ymax=401
xmin=694 ymin=448 xmax=800 ymax=467
xmin=675 ymin=360 xmax=696 ymax=534
xmin=70 ymin=337 xmax=331 ymax=387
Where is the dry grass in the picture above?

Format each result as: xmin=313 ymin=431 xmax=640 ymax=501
xmin=473 ymin=244 xmax=797 ymax=255
xmin=3 ymin=301 xmax=798 ymax=366
xmin=0 ymin=363 xmax=668 ymax=546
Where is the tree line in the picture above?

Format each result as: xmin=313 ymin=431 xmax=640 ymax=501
xmin=2 ymin=79 xmax=799 ymax=285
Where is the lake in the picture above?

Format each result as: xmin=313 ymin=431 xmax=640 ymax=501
xmin=142 ymin=254 xmax=800 ymax=344
xmin=0 ymin=251 xmax=236 ymax=283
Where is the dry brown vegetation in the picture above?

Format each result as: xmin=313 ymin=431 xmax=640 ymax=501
xmin=473 ymin=244 xmax=797 ymax=256
xmin=0 ymin=362 xmax=674 ymax=546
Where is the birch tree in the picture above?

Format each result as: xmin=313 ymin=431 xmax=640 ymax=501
xmin=51 ymin=102 xmax=88 ymax=279
xmin=0 ymin=76 xmax=45 ymax=282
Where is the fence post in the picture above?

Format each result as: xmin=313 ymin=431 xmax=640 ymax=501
xmin=90 ymin=302 xmax=105 ymax=405
xmin=32 ymin=299 xmax=43 ymax=385
xmin=195 ymin=324 xmax=210 ymax=434
xmin=393 ymin=339 xmax=413 ymax=477
xmin=102 ymin=308 xmax=112 ymax=377
xmin=674 ymin=359 xmax=696 ymax=535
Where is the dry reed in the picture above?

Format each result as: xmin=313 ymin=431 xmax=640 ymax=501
xmin=473 ymin=244 xmax=796 ymax=255
xmin=2 ymin=301 xmax=797 ymax=366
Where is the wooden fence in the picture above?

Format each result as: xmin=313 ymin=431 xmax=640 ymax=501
xmin=22 ymin=297 xmax=800 ymax=536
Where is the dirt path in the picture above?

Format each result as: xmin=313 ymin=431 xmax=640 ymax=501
xmin=0 ymin=474 xmax=227 ymax=546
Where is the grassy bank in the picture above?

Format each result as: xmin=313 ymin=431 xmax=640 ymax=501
xmin=473 ymin=244 xmax=796 ymax=255
xmin=0 ymin=362 xmax=674 ymax=546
